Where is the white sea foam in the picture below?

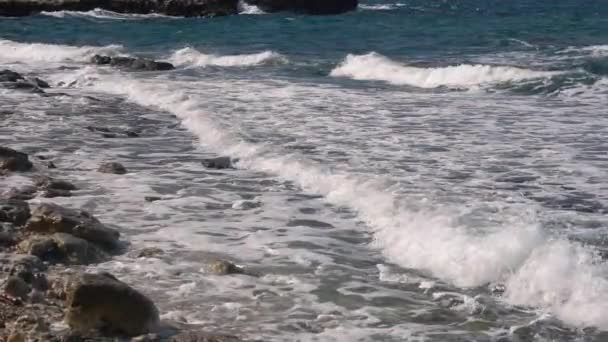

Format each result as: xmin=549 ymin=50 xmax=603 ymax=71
xmin=8 ymin=39 xmax=608 ymax=330
xmin=74 ymin=69 xmax=608 ymax=329
xmin=0 ymin=39 xmax=123 ymax=63
xmin=558 ymin=45 xmax=608 ymax=57
xmin=359 ymin=3 xmax=404 ymax=11
xmin=237 ymin=0 xmax=266 ymax=14
xmin=169 ymin=47 xmax=287 ymax=68
xmin=330 ymin=52 xmax=557 ymax=88
xmin=41 ymin=8 xmax=175 ymax=20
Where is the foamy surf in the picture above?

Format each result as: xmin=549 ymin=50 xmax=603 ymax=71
xmin=0 ymin=39 xmax=123 ymax=64
xmin=330 ymin=52 xmax=558 ymax=88
xmin=359 ymin=3 xmax=404 ymax=11
xmin=237 ymin=0 xmax=266 ymax=14
xmin=40 ymin=8 xmax=176 ymax=19
xmin=169 ymin=47 xmax=287 ymax=68
xmin=68 ymin=66 xmax=608 ymax=330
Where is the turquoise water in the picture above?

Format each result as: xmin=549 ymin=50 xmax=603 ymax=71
xmin=2 ymin=1 xmax=608 ymax=341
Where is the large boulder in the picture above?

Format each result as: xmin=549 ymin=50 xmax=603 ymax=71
xmin=25 ymin=203 xmax=119 ymax=249
xmin=65 ymin=273 xmax=159 ymax=336
xmin=0 ymin=146 xmax=33 ymax=172
xmin=244 ymin=0 xmax=357 ymax=14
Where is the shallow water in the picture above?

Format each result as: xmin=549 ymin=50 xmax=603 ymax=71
xmin=1 ymin=1 xmax=608 ymax=340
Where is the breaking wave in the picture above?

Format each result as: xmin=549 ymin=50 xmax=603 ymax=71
xmin=169 ymin=47 xmax=287 ymax=68
xmin=330 ymin=52 xmax=558 ymax=88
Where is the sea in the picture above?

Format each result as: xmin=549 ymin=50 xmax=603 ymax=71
xmin=1 ymin=0 xmax=608 ymax=340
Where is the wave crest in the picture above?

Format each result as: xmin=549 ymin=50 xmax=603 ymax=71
xmin=330 ymin=52 xmax=558 ymax=88
xmin=0 ymin=39 xmax=123 ymax=63
xmin=169 ymin=47 xmax=287 ymax=68
xmin=41 ymin=8 xmax=175 ymax=19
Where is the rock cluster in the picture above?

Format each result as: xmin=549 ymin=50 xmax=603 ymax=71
xmin=0 ymin=144 xmax=248 ymax=341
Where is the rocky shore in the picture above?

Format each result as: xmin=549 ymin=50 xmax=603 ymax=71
xmin=0 ymin=0 xmax=358 ymax=16
xmin=1 ymin=71 xmax=249 ymax=341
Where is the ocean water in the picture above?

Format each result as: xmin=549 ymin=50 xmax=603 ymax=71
xmin=1 ymin=0 xmax=608 ymax=340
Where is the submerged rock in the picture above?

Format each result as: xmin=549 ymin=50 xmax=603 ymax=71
xmin=244 ymin=0 xmax=358 ymax=14
xmin=208 ymin=260 xmax=244 ymax=275
xmin=0 ymin=146 xmax=33 ymax=172
xmin=33 ymin=175 xmax=77 ymax=191
xmin=0 ymin=69 xmax=24 ymax=82
xmin=92 ymin=55 xmax=175 ymax=71
xmin=25 ymin=203 xmax=120 ymax=249
xmin=98 ymin=162 xmax=128 ymax=175
xmin=2 ymin=186 xmax=37 ymax=201
xmin=201 ymin=156 xmax=237 ymax=170
xmin=0 ymin=200 xmax=31 ymax=226
xmin=65 ymin=273 xmax=160 ymax=336
xmin=137 ymin=247 xmax=164 ymax=258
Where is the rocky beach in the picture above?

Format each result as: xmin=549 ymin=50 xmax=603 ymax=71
xmin=2 ymin=2 xmax=608 ymax=341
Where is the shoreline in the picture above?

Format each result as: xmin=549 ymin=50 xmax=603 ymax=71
xmin=1 ymin=69 xmax=249 ymax=341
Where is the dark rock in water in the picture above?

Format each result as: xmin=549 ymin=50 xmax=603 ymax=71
xmin=0 ymin=146 xmax=33 ymax=172
xmin=18 ymin=233 xmax=107 ymax=265
xmin=3 ymin=276 xmax=30 ymax=300
xmin=137 ymin=247 xmax=164 ymax=258
xmin=0 ymin=200 xmax=31 ymax=226
xmin=25 ymin=203 xmax=120 ymax=249
xmin=30 ymin=77 xmax=50 ymax=88
xmin=92 ymin=55 xmax=175 ymax=71
xmin=0 ymin=69 xmax=24 ymax=82
xmin=98 ymin=162 xmax=128 ymax=175
xmin=3 ymin=253 xmax=46 ymax=283
xmin=42 ymin=188 xmax=73 ymax=198
xmin=0 ymin=231 xmax=16 ymax=247
xmin=201 ymin=156 xmax=237 ymax=170
xmin=1 ymin=186 xmax=37 ymax=201
xmin=65 ymin=273 xmax=160 ymax=336
xmin=0 ymin=0 xmax=240 ymax=17
xmin=244 ymin=0 xmax=357 ymax=14
xmin=144 ymin=196 xmax=162 ymax=202
xmin=126 ymin=130 xmax=140 ymax=138
xmin=46 ymin=161 xmax=57 ymax=169
xmin=170 ymin=332 xmax=242 ymax=342
xmin=208 ymin=260 xmax=244 ymax=275
xmin=33 ymin=175 xmax=77 ymax=191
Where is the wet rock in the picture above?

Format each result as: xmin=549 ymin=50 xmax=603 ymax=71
xmin=98 ymin=162 xmax=128 ymax=175
xmin=0 ymin=199 xmax=31 ymax=226
xmin=170 ymin=332 xmax=242 ymax=342
xmin=4 ymin=276 xmax=30 ymax=300
xmin=42 ymin=188 xmax=73 ymax=198
xmin=33 ymin=175 xmax=77 ymax=191
xmin=232 ymin=199 xmax=261 ymax=210
xmin=7 ymin=331 xmax=26 ymax=342
xmin=144 ymin=196 xmax=162 ymax=202
xmin=25 ymin=203 xmax=120 ymax=249
xmin=137 ymin=247 xmax=164 ymax=258
xmin=0 ymin=146 xmax=33 ymax=172
xmin=126 ymin=130 xmax=140 ymax=138
xmin=65 ymin=273 xmax=160 ymax=336
xmin=17 ymin=236 xmax=59 ymax=260
xmin=0 ymin=231 xmax=16 ymax=247
xmin=0 ymin=69 xmax=24 ymax=82
xmin=3 ymin=254 xmax=46 ymax=283
xmin=29 ymin=77 xmax=50 ymax=88
xmin=201 ymin=156 xmax=237 ymax=170
xmin=1 ymin=186 xmax=37 ymax=201
xmin=53 ymin=232 xmax=107 ymax=264
xmin=47 ymin=161 xmax=57 ymax=169
xmin=244 ymin=0 xmax=358 ymax=14
xmin=92 ymin=55 xmax=175 ymax=71
xmin=18 ymin=233 xmax=106 ymax=265
xmin=208 ymin=260 xmax=243 ymax=275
